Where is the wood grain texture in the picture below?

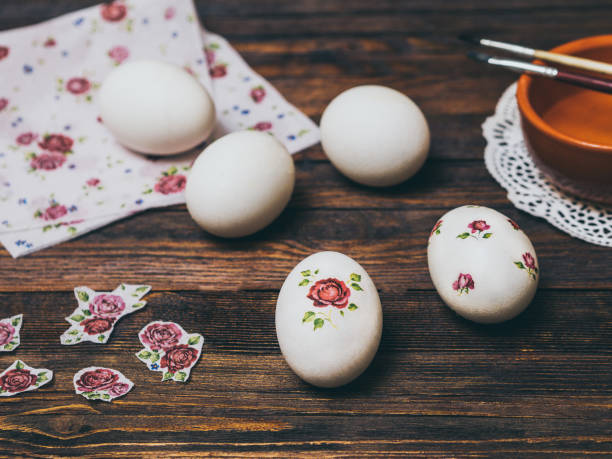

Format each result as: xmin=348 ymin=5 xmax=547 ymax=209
xmin=0 ymin=0 xmax=611 ymax=457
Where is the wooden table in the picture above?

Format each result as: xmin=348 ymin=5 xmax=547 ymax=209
xmin=1 ymin=1 xmax=611 ymax=457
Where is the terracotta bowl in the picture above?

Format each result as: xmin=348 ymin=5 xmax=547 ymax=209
xmin=516 ymin=35 xmax=612 ymax=203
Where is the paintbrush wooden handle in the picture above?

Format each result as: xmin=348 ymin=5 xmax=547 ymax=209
xmin=556 ymin=70 xmax=612 ymax=94
xmin=534 ymin=50 xmax=612 ymax=76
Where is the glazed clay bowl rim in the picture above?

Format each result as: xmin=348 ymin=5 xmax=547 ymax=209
xmin=516 ymin=34 xmax=612 ymax=155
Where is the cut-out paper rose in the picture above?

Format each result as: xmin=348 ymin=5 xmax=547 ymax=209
xmin=515 ymin=252 xmax=538 ymax=280
xmin=30 ymin=152 xmax=66 ymax=171
xmin=61 ymin=284 xmax=150 ymax=345
xmin=457 ymin=220 xmax=492 ymax=240
xmin=300 ymin=272 xmax=362 ymax=331
xmin=452 ymin=273 xmax=474 ymax=295
xmin=74 ymin=367 xmax=133 ymax=402
xmin=0 ymin=360 xmax=53 ymax=397
xmin=140 ymin=322 xmax=183 ymax=351
xmin=250 ymin=86 xmax=266 ymax=103
xmin=66 ymin=77 xmax=91 ymax=95
xmin=38 ymin=133 xmax=73 ymax=153
xmin=100 ymin=1 xmax=127 ymax=22
xmin=136 ymin=321 xmax=203 ymax=382
xmin=0 ymin=314 xmax=22 ymax=352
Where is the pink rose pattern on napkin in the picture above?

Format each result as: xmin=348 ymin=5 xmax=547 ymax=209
xmin=0 ymin=0 xmax=319 ymax=258
xmin=0 ymin=314 xmax=22 ymax=352
xmin=136 ymin=321 xmax=203 ymax=382
xmin=0 ymin=360 xmax=53 ymax=397
xmin=60 ymin=283 xmax=151 ymax=345
xmin=73 ymin=366 xmax=133 ymax=402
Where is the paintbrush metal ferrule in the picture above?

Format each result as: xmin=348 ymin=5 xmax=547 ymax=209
xmin=487 ymin=56 xmax=558 ymax=77
xmin=479 ymin=38 xmax=535 ymax=58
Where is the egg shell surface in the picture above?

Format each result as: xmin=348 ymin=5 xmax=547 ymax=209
xmin=185 ymin=130 xmax=295 ymax=238
xmin=320 ymin=85 xmax=430 ymax=187
xmin=427 ymin=206 xmax=539 ymax=324
xmin=99 ymin=60 xmax=216 ymax=155
xmin=276 ymin=251 xmax=383 ymax=388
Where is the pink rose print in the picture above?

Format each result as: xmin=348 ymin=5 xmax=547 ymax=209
xmin=0 ymin=46 xmax=9 ymax=61
xmin=16 ymin=132 xmax=36 ymax=146
xmin=204 ymin=48 xmax=215 ymax=65
xmin=100 ymin=2 xmax=127 ymax=22
xmin=42 ymin=204 xmax=67 ymax=221
xmin=140 ymin=322 xmax=183 ymax=351
xmin=209 ymin=64 xmax=227 ymax=78
xmin=154 ymin=174 xmax=187 ymax=195
xmin=108 ymin=382 xmax=130 ymax=397
xmin=307 ymin=278 xmax=351 ymax=309
xmin=75 ymin=368 xmax=118 ymax=391
xmin=160 ymin=345 xmax=199 ymax=373
xmin=250 ymin=86 xmax=266 ymax=103
xmin=43 ymin=38 xmax=56 ymax=48
xmin=0 ymin=322 xmax=15 ymax=346
xmin=515 ymin=252 xmax=538 ymax=280
xmin=458 ymin=220 xmax=492 ymax=240
xmin=108 ymin=46 xmax=129 ymax=64
xmin=80 ymin=317 xmax=115 ymax=335
xmin=30 ymin=152 xmax=66 ymax=171
xmin=66 ymin=77 xmax=91 ymax=95
xmin=89 ymin=294 xmax=126 ymax=318
xmin=86 ymin=178 xmax=100 ymax=187
xmin=38 ymin=133 xmax=73 ymax=153
xmin=0 ymin=369 xmax=36 ymax=393
xmin=452 ymin=273 xmax=474 ymax=295
xmin=253 ymin=121 xmax=272 ymax=131
xmin=164 ymin=6 xmax=176 ymax=19
xmin=0 ymin=98 xmax=8 ymax=111
xmin=508 ymin=218 xmax=520 ymax=230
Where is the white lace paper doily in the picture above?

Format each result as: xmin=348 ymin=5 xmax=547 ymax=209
xmin=483 ymin=83 xmax=612 ymax=248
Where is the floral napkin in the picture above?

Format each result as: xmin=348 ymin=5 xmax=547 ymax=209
xmin=0 ymin=0 xmax=319 ymax=257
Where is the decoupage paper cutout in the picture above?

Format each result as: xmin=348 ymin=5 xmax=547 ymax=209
xmin=0 ymin=314 xmax=22 ymax=352
xmin=60 ymin=283 xmax=151 ymax=345
xmin=136 ymin=321 xmax=203 ymax=382
xmin=73 ymin=366 xmax=133 ymax=402
xmin=0 ymin=360 xmax=53 ymax=396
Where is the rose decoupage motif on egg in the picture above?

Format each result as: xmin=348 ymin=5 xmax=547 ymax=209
xmin=297 ymin=269 xmax=363 ymax=331
xmin=427 ymin=206 xmax=539 ymax=324
xmin=276 ymin=252 xmax=383 ymax=388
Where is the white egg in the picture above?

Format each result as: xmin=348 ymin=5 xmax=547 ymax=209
xmin=185 ymin=130 xmax=295 ymax=238
xmin=276 ymin=251 xmax=383 ymax=388
xmin=99 ymin=60 xmax=216 ymax=155
xmin=320 ymin=85 xmax=430 ymax=187
xmin=427 ymin=206 xmax=539 ymax=324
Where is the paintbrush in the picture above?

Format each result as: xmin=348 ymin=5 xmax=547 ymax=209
xmin=467 ymin=51 xmax=612 ymax=95
xmin=460 ymin=34 xmax=612 ymax=77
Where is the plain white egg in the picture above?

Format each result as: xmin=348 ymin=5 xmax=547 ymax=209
xmin=276 ymin=251 xmax=383 ymax=388
xmin=99 ymin=60 xmax=216 ymax=155
xmin=427 ymin=206 xmax=539 ymax=324
xmin=320 ymin=85 xmax=430 ymax=187
xmin=185 ymin=130 xmax=295 ymax=238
